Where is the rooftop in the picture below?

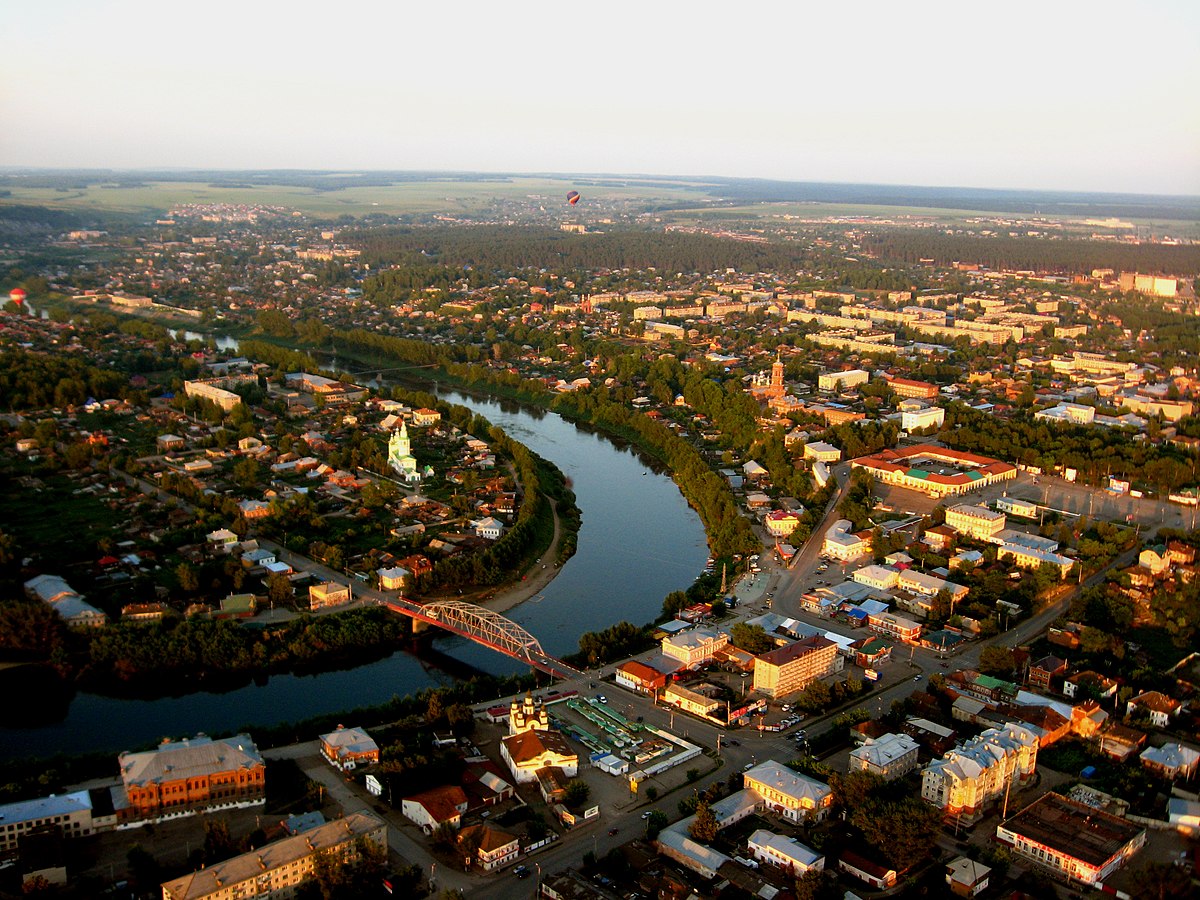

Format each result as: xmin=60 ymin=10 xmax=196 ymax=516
xmin=999 ymin=792 xmax=1145 ymax=868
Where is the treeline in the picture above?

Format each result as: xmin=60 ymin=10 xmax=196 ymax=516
xmin=942 ymin=405 xmax=1196 ymax=490
xmin=862 ymin=231 xmax=1200 ymax=277
xmin=0 ymin=605 xmax=415 ymax=694
xmin=349 ymin=225 xmax=827 ymax=276
xmin=237 ymin=339 xmax=320 ymax=373
xmin=0 ymin=350 xmax=131 ymax=410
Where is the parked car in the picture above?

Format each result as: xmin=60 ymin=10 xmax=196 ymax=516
xmin=514 ymin=865 xmax=530 ymax=879
xmin=608 ymin=828 xmax=619 ymax=836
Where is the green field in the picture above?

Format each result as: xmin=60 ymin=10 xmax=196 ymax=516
xmin=0 ymin=176 xmax=704 ymax=218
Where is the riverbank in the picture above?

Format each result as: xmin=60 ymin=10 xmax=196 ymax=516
xmin=457 ymin=497 xmax=565 ymax=616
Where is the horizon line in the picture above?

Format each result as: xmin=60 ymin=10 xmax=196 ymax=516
xmin=0 ymin=166 xmax=1197 ymax=202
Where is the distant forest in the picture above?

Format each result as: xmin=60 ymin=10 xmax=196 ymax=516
xmin=697 ymin=177 xmax=1200 ymax=220
xmin=351 ymin=225 xmax=825 ymax=275
xmin=861 ymin=231 xmax=1200 ymax=276
xmin=351 ymin=225 xmax=1199 ymax=282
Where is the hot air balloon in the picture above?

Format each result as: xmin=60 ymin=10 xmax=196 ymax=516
xmin=9 ymin=288 xmax=26 ymax=306
xmin=566 ymin=191 xmax=580 ymax=206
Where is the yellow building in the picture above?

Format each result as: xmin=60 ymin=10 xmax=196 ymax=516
xmin=921 ymin=723 xmax=1039 ymax=822
xmin=661 ymin=628 xmax=729 ymax=668
xmin=945 ymin=504 xmax=1006 ymax=541
xmin=753 ymin=636 xmax=842 ymax=699
xmin=161 ymin=812 xmax=387 ymax=900
xmin=743 ymin=761 xmax=833 ymax=823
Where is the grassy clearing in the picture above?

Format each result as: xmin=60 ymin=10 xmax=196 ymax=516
xmin=0 ymin=473 xmax=130 ymax=562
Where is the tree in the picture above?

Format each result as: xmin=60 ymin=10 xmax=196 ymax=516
xmin=176 ymin=561 xmax=199 ymax=593
xmin=796 ymin=679 xmax=832 ymax=712
xmin=688 ymin=798 xmax=718 ymax=843
xmin=232 ymin=457 xmax=262 ymax=489
xmin=563 ymin=779 xmax=590 ymax=810
xmin=731 ymin=622 xmax=776 ymax=654
xmin=1135 ymin=861 xmax=1193 ymax=900
xmin=661 ymin=590 xmax=689 ymax=618
xmin=978 ymin=645 xmax=1017 ymax=678
xmin=794 ymin=869 xmax=842 ymax=900
xmin=267 ymin=573 xmax=293 ymax=606
xmin=645 ymin=809 xmax=668 ymax=840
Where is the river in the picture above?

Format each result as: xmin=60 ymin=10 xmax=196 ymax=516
xmin=0 ymin=392 xmax=707 ymax=760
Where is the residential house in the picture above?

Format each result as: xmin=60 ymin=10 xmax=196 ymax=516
xmin=401 ymin=785 xmax=468 ymax=832
xmin=921 ymin=722 xmax=1039 ymax=822
xmin=823 ymin=519 xmax=870 ymax=561
xmin=764 ymin=509 xmax=801 ymax=538
xmin=1027 ymin=655 xmax=1068 ymax=692
xmin=472 ymin=517 xmax=504 ymax=540
xmin=922 ymin=525 xmax=956 ymax=552
xmin=853 ymin=564 xmax=899 ymax=591
xmin=615 ymin=660 xmax=668 ymax=694
xmin=377 ymin=566 xmax=411 ymax=591
xmin=946 ymin=856 xmax=991 ymax=897
xmin=867 ymin=612 xmax=922 ymax=643
xmin=1098 ymin=724 xmax=1147 ymax=761
xmin=661 ymin=683 xmax=720 ymax=718
xmin=1126 ymin=691 xmax=1183 ymax=728
xmin=1063 ymin=671 xmax=1118 ymax=702
xmin=1139 ymin=743 xmax=1200 ymax=780
xmin=309 ymin=581 xmax=350 ymax=610
xmin=747 ymin=829 xmax=823 ymax=875
xmin=457 ymin=824 xmax=519 ymax=872
xmin=839 ymin=850 xmax=898 ymax=890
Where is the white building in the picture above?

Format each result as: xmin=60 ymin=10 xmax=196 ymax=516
xmin=819 ymin=369 xmax=870 ymax=392
xmin=742 ymin=761 xmax=833 ymax=823
xmin=1034 ymin=403 xmax=1096 ymax=426
xmin=853 ymin=564 xmax=899 ymax=591
xmin=902 ymin=406 xmax=946 ymax=432
xmin=747 ymin=829 xmax=824 ymax=875
xmin=804 ymin=441 xmax=842 ymax=463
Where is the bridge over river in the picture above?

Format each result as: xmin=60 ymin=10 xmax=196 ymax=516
xmin=383 ymin=597 xmax=583 ymax=680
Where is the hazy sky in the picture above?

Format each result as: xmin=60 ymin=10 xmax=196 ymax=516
xmin=3 ymin=1 xmax=1198 ymax=194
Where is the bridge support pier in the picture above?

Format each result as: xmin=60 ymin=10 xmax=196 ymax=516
xmin=411 ymin=619 xmax=429 ymax=635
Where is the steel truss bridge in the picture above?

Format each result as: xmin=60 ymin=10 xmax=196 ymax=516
xmin=383 ymin=597 xmax=582 ymax=680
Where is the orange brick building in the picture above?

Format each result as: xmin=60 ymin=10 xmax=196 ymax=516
xmin=118 ymin=734 xmax=265 ymax=821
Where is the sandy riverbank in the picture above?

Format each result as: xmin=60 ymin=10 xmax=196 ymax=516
xmin=445 ymin=497 xmax=567 ymax=617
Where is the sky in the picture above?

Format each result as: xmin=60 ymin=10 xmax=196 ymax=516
xmin=2 ymin=1 xmax=1198 ymax=195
